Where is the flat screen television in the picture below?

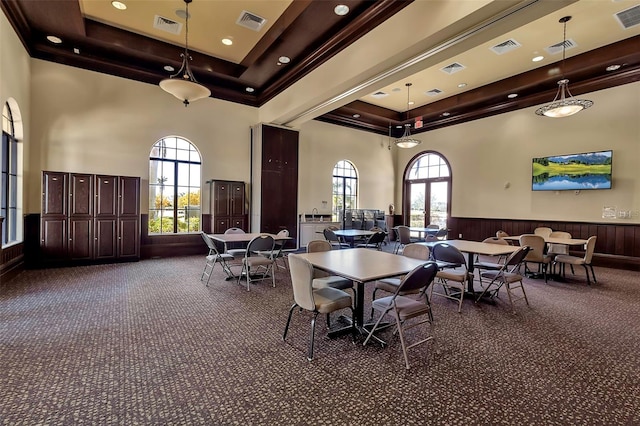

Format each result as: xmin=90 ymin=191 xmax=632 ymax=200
xmin=532 ymin=150 xmax=612 ymax=191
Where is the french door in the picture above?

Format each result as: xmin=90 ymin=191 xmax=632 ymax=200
xmin=406 ymin=180 xmax=449 ymax=229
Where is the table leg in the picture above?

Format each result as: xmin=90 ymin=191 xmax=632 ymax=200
xmin=466 ymin=252 xmax=476 ymax=293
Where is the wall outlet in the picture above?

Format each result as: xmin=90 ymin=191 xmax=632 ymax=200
xmin=458 ymin=233 xmax=463 ymax=239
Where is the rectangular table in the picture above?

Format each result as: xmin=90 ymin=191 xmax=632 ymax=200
xmin=503 ymin=235 xmax=588 ymax=247
xmin=333 ymin=229 xmax=376 ymax=247
xmin=209 ymin=232 xmax=292 ymax=279
xmin=423 ymin=239 xmax=519 ymax=292
xmin=295 ymin=248 xmax=429 ymax=329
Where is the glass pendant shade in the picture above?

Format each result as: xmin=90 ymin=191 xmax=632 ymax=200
xmin=535 ymin=79 xmax=593 ymax=118
xmin=395 ymin=124 xmax=421 ymax=148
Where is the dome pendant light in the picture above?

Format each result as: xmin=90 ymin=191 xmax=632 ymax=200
xmin=394 ymin=83 xmax=421 ymax=148
xmin=535 ymin=16 xmax=593 ymax=118
xmin=159 ymin=0 xmax=211 ymax=106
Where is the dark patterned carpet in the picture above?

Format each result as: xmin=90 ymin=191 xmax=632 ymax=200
xmin=1 ymin=252 xmax=639 ymax=425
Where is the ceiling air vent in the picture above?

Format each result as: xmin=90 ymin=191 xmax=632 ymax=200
xmin=614 ymin=4 xmax=640 ymax=29
xmin=236 ymin=10 xmax=267 ymax=31
xmin=371 ymin=91 xmax=389 ymax=99
xmin=545 ymin=39 xmax=576 ymax=55
xmin=425 ymin=88 xmax=443 ymax=97
xmin=153 ymin=15 xmax=183 ymax=35
xmin=489 ymin=39 xmax=521 ymax=55
xmin=440 ymin=62 xmax=465 ymax=75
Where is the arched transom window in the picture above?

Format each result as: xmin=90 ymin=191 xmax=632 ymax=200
xmin=149 ymin=136 xmax=201 ymax=234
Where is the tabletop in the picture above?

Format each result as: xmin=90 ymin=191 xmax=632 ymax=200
xmin=209 ymin=233 xmax=291 ymax=243
xmin=333 ymin=229 xmax=377 ymax=238
xmin=503 ymin=235 xmax=588 ymax=246
xmin=423 ymin=239 xmax=519 ymax=257
xmin=295 ymin=248 xmax=426 ymax=283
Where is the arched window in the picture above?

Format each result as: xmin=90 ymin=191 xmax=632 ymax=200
xmin=403 ymin=152 xmax=451 ymax=231
xmin=1 ymin=101 xmax=22 ymax=246
xmin=149 ymin=136 xmax=201 ymax=234
xmin=332 ymin=160 xmax=357 ymax=222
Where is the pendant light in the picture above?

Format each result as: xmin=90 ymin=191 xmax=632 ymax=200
xmin=535 ymin=16 xmax=593 ymax=118
xmin=395 ymin=83 xmax=421 ymax=148
xmin=159 ymin=0 xmax=211 ymax=106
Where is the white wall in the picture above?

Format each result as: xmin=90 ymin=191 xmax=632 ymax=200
xmin=394 ymin=81 xmax=640 ymax=224
xmin=29 ymin=59 xmax=258 ymax=214
xmin=298 ymin=120 xmax=396 ymax=216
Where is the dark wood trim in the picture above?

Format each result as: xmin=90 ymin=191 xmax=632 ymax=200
xmin=447 ymin=217 xmax=640 ymax=271
xmin=140 ymin=214 xmax=206 ymax=259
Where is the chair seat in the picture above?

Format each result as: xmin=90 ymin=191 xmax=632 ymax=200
xmin=481 ymin=270 xmax=524 ymax=284
xmin=208 ymin=253 xmax=234 ymax=262
xmin=372 ymin=295 xmax=430 ymax=321
xmin=313 ymin=287 xmax=353 ymax=314
xmin=436 ymin=267 xmax=468 ymax=284
xmin=375 ymin=278 xmax=422 ymax=295
xmin=475 ymin=261 xmax=502 ymax=270
xmin=554 ymin=254 xmax=584 ymax=265
xmin=226 ymin=248 xmax=247 ymax=257
xmin=312 ymin=276 xmax=352 ymax=290
xmin=244 ymin=256 xmax=273 ymax=268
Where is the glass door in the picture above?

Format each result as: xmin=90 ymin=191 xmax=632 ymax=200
xmin=408 ymin=180 xmax=448 ymax=230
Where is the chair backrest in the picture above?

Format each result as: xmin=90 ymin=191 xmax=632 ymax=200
xmin=519 ymin=234 xmax=546 ymax=261
xmin=200 ymin=231 xmax=218 ymax=254
xmin=369 ymin=226 xmax=384 ymax=232
xmin=426 ymin=224 xmax=439 ymax=230
xmin=288 ymin=254 xmax=315 ymax=311
xmin=534 ymin=227 xmax=553 ymax=238
xmin=396 ymin=226 xmax=412 ymax=245
xmin=366 ymin=231 xmax=386 ymax=246
xmin=307 ymin=240 xmax=332 ymax=253
xmin=247 ymin=234 xmax=275 ymax=254
xmin=435 ymin=228 xmax=448 ymax=240
xmin=431 ymin=242 xmax=466 ymax=266
xmin=496 ymin=230 xmax=509 ymax=239
xmin=396 ymin=262 xmax=439 ymax=295
xmin=323 ymin=228 xmax=340 ymax=243
xmin=504 ymin=246 xmax=532 ymax=271
xmin=583 ymin=236 xmax=597 ymax=263
xmin=482 ymin=237 xmax=509 ymax=246
xmin=402 ymin=243 xmax=430 ymax=260
xmin=274 ymin=229 xmax=289 ymax=248
xmin=549 ymin=231 xmax=571 ymax=239
xmin=224 ymin=227 xmax=245 ymax=234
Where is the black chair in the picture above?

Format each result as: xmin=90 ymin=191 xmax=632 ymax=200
xmin=356 ymin=231 xmax=386 ymax=250
xmin=476 ymin=246 xmax=532 ymax=313
xmin=364 ymin=262 xmax=439 ymax=369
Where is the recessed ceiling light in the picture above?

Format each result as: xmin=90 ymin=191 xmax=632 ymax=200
xmin=111 ymin=1 xmax=127 ymax=10
xmin=532 ymin=55 xmax=544 ymax=62
xmin=47 ymin=35 xmax=62 ymax=44
xmin=352 ymin=114 xmax=360 ymax=118
xmin=278 ymin=56 xmax=291 ymax=64
xmin=408 ymin=101 xmax=415 ymax=106
xmin=606 ymin=64 xmax=621 ymax=71
xmin=334 ymin=5 xmax=349 ymax=16
xmin=391 ymin=87 xmax=402 ymax=92
xmin=457 ymin=83 xmax=467 ymax=88
xmin=507 ymin=93 xmax=518 ymax=99
xmin=73 ymin=48 xmax=80 ymax=54
xmin=442 ymin=112 xmax=451 ymax=117
xmin=164 ymin=65 xmax=175 ymax=72
xmin=246 ymin=87 xmax=255 ymax=93
xmin=222 ymin=38 xmax=233 ymax=46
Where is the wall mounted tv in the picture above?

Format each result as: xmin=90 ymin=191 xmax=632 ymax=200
xmin=532 ymin=150 xmax=612 ymax=191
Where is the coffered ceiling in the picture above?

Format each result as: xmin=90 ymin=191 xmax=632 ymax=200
xmin=2 ymin=0 xmax=639 ymax=137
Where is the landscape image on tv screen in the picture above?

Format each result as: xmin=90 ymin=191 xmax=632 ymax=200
xmin=532 ymin=150 xmax=612 ymax=191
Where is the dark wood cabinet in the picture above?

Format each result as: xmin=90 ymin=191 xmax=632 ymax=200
xmin=210 ymin=180 xmax=247 ymax=234
xmin=40 ymin=171 xmax=140 ymax=265
xmin=254 ymin=124 xmax=298 ymax=247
